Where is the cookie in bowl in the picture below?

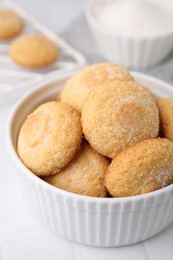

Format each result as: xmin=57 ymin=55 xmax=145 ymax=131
xmin=105 ymin=138 xmax=173 ymax=197
xmin=44 ymin=142 xmax=109 ymax=197
xmin=157 ymin=98 xmax=173 ymax=141
xmin=17 ymin=101 xmax=82 ymax=176
xmin=60 ymin=63 xmax=133 ymax=112
xmin=81 ymin=80 xmax=159 ymax=158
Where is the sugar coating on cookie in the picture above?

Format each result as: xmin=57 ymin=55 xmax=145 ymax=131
xmin=10 ymin=33 xmax=59 ymax=67
xmin=60 ymin=63 xmax=133 ymax=111
xmin=0 ymin=9 xmax=23 ymax=39
xmin=105 ymin=138 xmax=173 ymax=197
xmin=157 ymin=98 xmax=173 ymax=141
xmin=82 ymin=81 xmax=159 ymax=158
xmin=44 ymin=142 xmax=109 ymax=197
xmin=17 ymin=101 xmax=82 ymax=176
xmin=141 ymin=85 xmax=157 ymax=102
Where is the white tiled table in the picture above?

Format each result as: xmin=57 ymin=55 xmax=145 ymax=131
xmin=1 ymin=0 xmax=173 ymax=259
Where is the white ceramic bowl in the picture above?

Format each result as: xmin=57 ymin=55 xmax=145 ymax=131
xmin=7 ymin=72 xmax=173 ymax=247
xmin=86 ymin=0 xmax=173 ymax=69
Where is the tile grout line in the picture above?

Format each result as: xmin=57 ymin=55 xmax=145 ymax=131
xmin=142 ymin=241 xmax=157 ymax=260
xmin=72 ymin=242 xmax=83 ymax=260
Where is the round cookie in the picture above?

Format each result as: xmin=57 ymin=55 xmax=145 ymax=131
xmin=0 ymin=9 xmax=23 ymax=39
xmin=17 ymin=101 xmax=82 ymax=176
xmin=60 ymin=63 xmax=133 ymax=111
xmin=44 ymin=142 xmax=109 ymax=197
xmin=10 ymin=33 xmax=59 ymax=67
xmin=105 ymin=138 xmax=173 ymax=197
xmin=82 ymin=81 xmax=159 ymax=158
xmin=157 ymin=98 xmax=173 ymax=141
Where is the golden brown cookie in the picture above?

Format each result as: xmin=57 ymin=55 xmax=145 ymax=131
xmin=82 ymin=81 xmax=159 ymax=158
xmin=105 ymin=138 xmax=173 ymax=197
xmin=0 ymin=9 xmax=23 ymax=39
xmin=157 ymin=98 xmax=173 ymax=141
xmin=44 ymin=142 xmax=109 ymax=197
xmin=17 ymin=101 xmax=82 ymax=176
xmin=10 ymin=33 xmax=59 ymax=67
xmin=60 ymin=63 xmax=133 ymax=111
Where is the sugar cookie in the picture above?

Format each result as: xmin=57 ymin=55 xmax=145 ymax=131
xmin=82 ymin=81 xmax=159 ymax=158
xmin=0 ymin=9 xmax=23 ymax=39
xmin=18 ymin=101 xmax=82 ymax=176
xmin=45 ymin=142 xmax=109 ymax=197
xmin=105 ymin=138 xmax=173 ymax=197
xmin=157 ymin=98 xmax=173 ymax=141
xmin=60 ymin=63 xmax=133 ymax=111
xmin=10 ymin=33 xmax=59 ymax=67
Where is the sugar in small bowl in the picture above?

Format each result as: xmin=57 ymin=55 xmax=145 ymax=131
xmin=86 ymin=0 xmax=173 ymax=69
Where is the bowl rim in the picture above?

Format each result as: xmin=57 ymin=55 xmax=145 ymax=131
xmin=6 ymin=70 xmax=173 ymax=205
xmin=86 ymin=0 xmax=173 ymax=40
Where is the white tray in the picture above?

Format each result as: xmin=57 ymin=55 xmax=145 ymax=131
xmin=0 ymin=0 xmax=86 ymax=99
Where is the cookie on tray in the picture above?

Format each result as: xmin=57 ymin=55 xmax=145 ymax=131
xmin=157 ymin=98 xmax=173 ymax=141
xmin=60 ymin=63 xmax=134 ymax=112
xmin=0 ymin=9 xmax=23 ymax=39
xmin=81 ymin=80 xmax=159 ymax=158
xmin=17 ymin=101 xmax=82 ymax=176
xmin=10 ymin=33 xmax=59 ymax=67
xmin=44 ymin=142 xmax=109 ymax=197
xmin=105 ymin=138 xmax=173 ymax=197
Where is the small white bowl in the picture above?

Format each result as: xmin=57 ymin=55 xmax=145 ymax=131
xmin=86 ymin=0 xmax=173 ymax=69
xmin=7 ymin=72 xmax=173 ymax=247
